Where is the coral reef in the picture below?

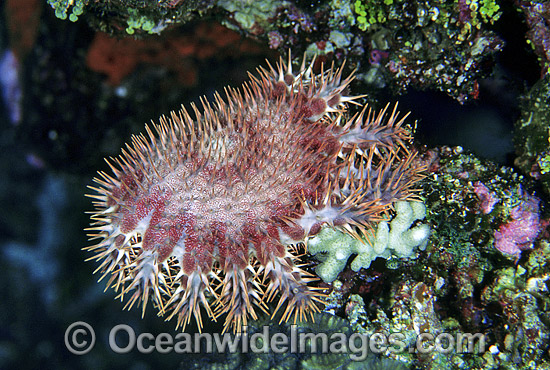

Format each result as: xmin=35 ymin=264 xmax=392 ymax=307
xmin=43 ymin=0 xmax=506 ymax=102
xmin=184 ymin=311 xmax=410 ymax=370
xmin=420 ymin=146 xmax=543 ymax=262
xmin=358 ymin=281 xmax=448 ymax=367
xmin=86 ymin=55 xmax=424 ymax=332
xmin=514 ymin=73 xmax=550 ymax=196
xmin=480 ymin=242 xmax=550 ymax=368
xmin=47 ymin=0 xmax=215 ymax=35
xmin=519 ymin=1 xmax=550 ymax=73
xmin=217 ymin=0 xmax=280 ymax=34
xmin=4 ymin=2 xmax=550 ymax=370
xmin=356 ymin=0 xmax=503 ymax=103
xmin=307 ymin=200 xmax=430 ymax=283
xmin=315 ymin=145 xmax=549 ymax=369
xmin=246 ymin=0 xmax=505 ymax=102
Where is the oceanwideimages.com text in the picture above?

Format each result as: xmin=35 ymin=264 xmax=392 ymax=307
xmin=65 ymin=321 xmax=486 ymax=358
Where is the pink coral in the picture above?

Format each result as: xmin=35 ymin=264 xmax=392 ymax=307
xmin=493 ymin=191 xmax=542 ymax=258
xmin=473 ymin=181 xmax=498 ymax=214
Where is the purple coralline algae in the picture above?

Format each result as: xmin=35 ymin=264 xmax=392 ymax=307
xmin=493 ymin=190 xmax=543 ymax=258
xmin=473 ymin=181 xmax=499 ymax=214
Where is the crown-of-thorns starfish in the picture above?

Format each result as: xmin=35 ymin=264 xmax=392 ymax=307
xmin=85 ymin=54 xmax=425 ymax=333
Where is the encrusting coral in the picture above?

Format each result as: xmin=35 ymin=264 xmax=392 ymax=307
xmin=85 ymin=54 xmax=425 ymax=333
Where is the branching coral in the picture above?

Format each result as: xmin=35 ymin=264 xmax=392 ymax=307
xmin=307 ymin=201 xmax=430 ymax=283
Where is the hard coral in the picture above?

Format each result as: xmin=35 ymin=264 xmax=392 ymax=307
xmin=308 ymin=200 xmax=430 ymax=283
xmin=86 ymin=55 xmax=424 ymax=333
